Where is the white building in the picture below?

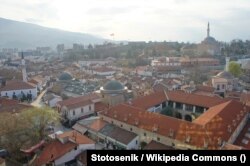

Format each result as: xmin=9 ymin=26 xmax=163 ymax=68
xmin=57 ymin=94 xmax=101 ymax=125
xmin=151 ymin=57 xmax=181 ymax=67
xmin=73 ymin=117 xmax=139 ymax=150
xmin=44 ymin=93 xmax=62 ymax=108
xmin=0 ymin=80 xmax=37 ymax=100
xmin=35 ymin=130 xmax=95 ymax=166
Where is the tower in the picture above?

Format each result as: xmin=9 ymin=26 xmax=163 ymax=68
xmin=207 ymin=22 xmax=210 ymax=37
xmin=21 ymin=52 xmax=27 ymax=82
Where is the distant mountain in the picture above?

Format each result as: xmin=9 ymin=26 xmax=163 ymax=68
xmin=0 ymin=17 xmax=106 ymax=49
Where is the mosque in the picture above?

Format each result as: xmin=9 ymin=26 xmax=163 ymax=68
xmin=181 ymin=22 xmax=221 ymax=56
xmin=197 ymin=22 xmax=221 ymax=56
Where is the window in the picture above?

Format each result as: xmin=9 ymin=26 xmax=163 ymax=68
xmin=120 ymin=124 xmax=123 ymax=128
xmin=157 ymin=137 xmax=160 ymax=141
xmin=81 ymin=108 xmax=83 ymax=113
xmin=136 ymin=140 xmax=138 ymax=144
xmin=217 ymin=85 xmax=220 ymax=90
xmin=5 ymin=92 xmax=8 ymax=96
xmin=144 ymin=133 xmax=146 ymax=136
xmin=185 ymin=104 xmax=193 ymax=112
xmin=130 ymin=128 xmax=133 ymax=131
xmin=111 ymin=121 xmax=114 ymax=124
xmin=89 ymin=105 xmax=91 ymax=110
xmin=73 ymin=110 xmax=75 ymax=116
xmin=222 ymin=84 xmax=225 ymax=89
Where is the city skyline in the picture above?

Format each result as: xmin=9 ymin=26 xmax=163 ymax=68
xmin=0 ymin=0 xmax=250 ymax=42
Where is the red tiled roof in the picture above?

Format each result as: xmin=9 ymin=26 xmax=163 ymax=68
xmin=57 ymin=93 xmax=99 ymax=110
xmin=95 ymin=102 xmax=109 ymax=113
xmin=35 ymin=140 xmax=76 ymax=166
xmin=196 ymin=85 xmax=215 ymax=92
xmin=100 ymin=100 xmax=249 ymax=149
xmin=89 ymin=119 xmax=108 ymax=132
xmin=166 ymin=90 xmax=226 ymax=108
xmin=57 ymin=130 xmax=95 ymax=145
xmin=130 ymin=90 xmax=226 ymax=110
xmin=0 ymin=80 xmax=35 ymax=91
xmin=130 ymin=91 xmax=166 ymax=109
xmin=0 ymin=97 xmax=33 ymax=113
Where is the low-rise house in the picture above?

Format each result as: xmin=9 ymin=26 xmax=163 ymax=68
xmin=99 ymin=99 xmax=249 ymax=150
xmin=57 ymin=93 xmax=101 ymax=126
xmin=73 ymin=117 xmax=139 ymax=150
xmin=0 ymin=97 xmax=33 ymax=113
xmin=43 ymin=93 xmax=62 ymax=108
xmin=35 ymin=130 xmax=95 ymax=166
xmin=0 ymin=80 xmax=37 ymax=100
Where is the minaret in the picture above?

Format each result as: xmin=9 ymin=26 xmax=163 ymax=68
xmin=21 ymin=52 xmax=27 ymax=82
xmin=207 ymin=22 xmax=210 ymax=37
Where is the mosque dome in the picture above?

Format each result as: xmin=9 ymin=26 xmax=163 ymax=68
xmin=103 ymin=80 xmax=124 ymax=91
xmin=203 ymin=36 xmax=217 ymax=44
xmin=59 ymin=72 xmax=73 ymax=81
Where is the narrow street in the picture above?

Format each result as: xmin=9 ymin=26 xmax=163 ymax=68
xmin=31 ymin=88 xmax=47 ymax=107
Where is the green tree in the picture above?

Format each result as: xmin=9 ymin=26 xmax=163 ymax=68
xmin=0 ymin=107 xmax=60 ymax=161
xmin=228 ymin=61 xmax=242 ymax=77
xmin=20 ymin=107 xmax=60 ymax=140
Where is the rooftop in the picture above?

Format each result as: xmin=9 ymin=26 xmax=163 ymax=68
xmin=35 ymin=140 xmax=76 ymax=166
xmin=130 ymin=90 xmax=226 ymax=110
xmin=57 ymin=130 xmax=95 ymax=145
xmin=102 ymin=80 xmax=125 ymax=91
xmin=100 ymin=100 xmax=249 ymax=149
xmin=0 ymin=97 xmax=33 ymax=113
xmin=0 ymin=80 xmax=35 ymax=91
xmin=57 ymin=93 xmax=100 ymax=110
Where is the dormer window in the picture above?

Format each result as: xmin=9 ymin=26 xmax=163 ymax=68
xmin=152 ymin=124 xmax=158 ymax=132
xmin=228 ymin=125 xmax=232 ymax=133
xmin=233 ymin=120 xmax=236 ymax=127
xmin=204 ymin=139 xmax=208 ymax=149
xmin=185 ymin=135 xmax=191 ymax=143
xmin=217 ymin=137 xmax=222 ymax=146
xmin=169 ymin=129 xmax=174 ymax=138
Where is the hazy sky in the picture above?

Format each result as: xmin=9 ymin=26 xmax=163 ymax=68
xmin=1 ymin=0 xmax=250 ymax=42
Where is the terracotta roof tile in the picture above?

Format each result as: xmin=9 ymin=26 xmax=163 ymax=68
xmin=100 ymin=100 xmax=249 ymax=149
xmin=130 ymin=90 xmax=226 ymax=110
xmin=0 ymin=80 xmax=35 ymax=91
xmin=0 ymin=97 xmax=33 ymax=113
xmin=57 ymin=130 xmax=95 ymax=145
xmin=95 ymin=102 xmax=109 ymax=113
xmin=35 ymin=140 xmax=76 ymax=166
xmin=57 ymin=93 xmax=99 ymax=110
